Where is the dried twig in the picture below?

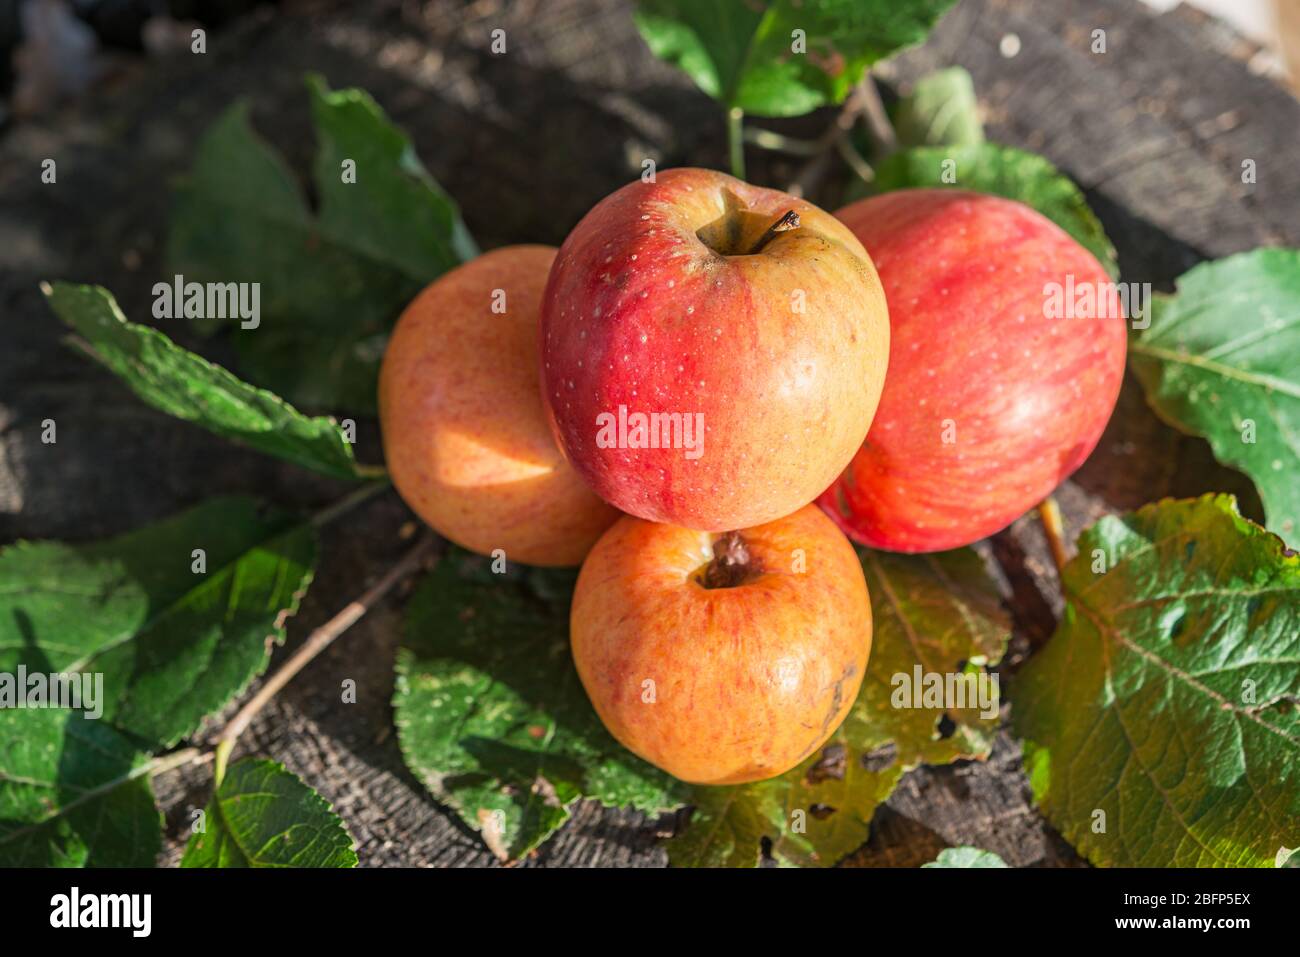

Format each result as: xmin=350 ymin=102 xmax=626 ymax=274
xmin=786 ymin=77 xmax=887 ymax=198
xmin=213 ymin=533 xmax=436 ymax=783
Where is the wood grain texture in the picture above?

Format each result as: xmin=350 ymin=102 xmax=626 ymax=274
xmin=3 ymin=0 xmax=1297 ymax=866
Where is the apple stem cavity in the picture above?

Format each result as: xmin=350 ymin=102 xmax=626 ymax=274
xmin=698 ymin=530 xmax=763 ymax=589
xmin=747 ymin=209 xmax=801 ymax=255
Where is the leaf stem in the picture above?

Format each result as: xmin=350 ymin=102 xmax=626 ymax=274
xmin=744 ymin=127 xmax=822 ymax=156
xmin=727 ymin=107 xmax=746 ymax=180
xmin=213 ymin=533 xmax=436 ymax=785
xmin=312 ymin=479 xmax=390 ymax=528
xmin=1038 ymin=496 xmax=1069 ymax=580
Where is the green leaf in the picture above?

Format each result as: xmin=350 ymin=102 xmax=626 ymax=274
xmin=667 ymin=548 xmax=1010 ymax=867
xmin=394 ymin=552 xmax=685 ymax=861
xmin=866 ymin=143 xmax=1118 ymax=278
xmin=1013 ymin=495 xmax=1300 ymax=867
xmin=893 ymin=67 xmax=984 ymax=149
xmin=1131 ymin=250 xmax=1300 ymax=540
xmin=923 ymin=846 xmax=1008 ymax=868
xmin=0 ymin=709 xmax=161 ymax=867
xmin=167 ymin=74 xmax=476 ymax=411
xmin=634 ymin=0 xmax=957 ymax=118
xmin=0 ymin=496 xmax=315 ymax=750
xmin=44 ymin=282 xmax=368 ymax=480
xmin=668 ymin=786 xmax=788 ymax=868
xmin=182 ymin=758 xmax=357 ymax=867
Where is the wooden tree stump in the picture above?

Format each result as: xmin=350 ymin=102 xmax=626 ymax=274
xmin=2 ymin=0 xmax=1296 ymax=866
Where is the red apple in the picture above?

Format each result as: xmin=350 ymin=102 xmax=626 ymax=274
xmin=571 ymin=504 xmax=872 ymax=785
xmin=540 ymin=167 xmax=890 ymax=532
xmin=379 ymin=245 xmax=619 ymax=567
xmin=820 ymin=189 xmax=1127 ymax=552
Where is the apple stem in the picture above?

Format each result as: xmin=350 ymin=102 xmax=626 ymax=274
xmin=747 ymin=210 xmax=801 ymax=255
xmin=699 ymin=530 xmax=761 ymax=589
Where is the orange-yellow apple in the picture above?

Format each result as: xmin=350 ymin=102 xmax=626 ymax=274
xmin=820 ymin=189 xmax=1128 ymax=552
xmin=379 ymin=245 xmax=619 ymax=566
xmin=540 ymin=167 xmax=890 ymax=532
xmin=571 ymin=503 xmax=872 ymax=785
